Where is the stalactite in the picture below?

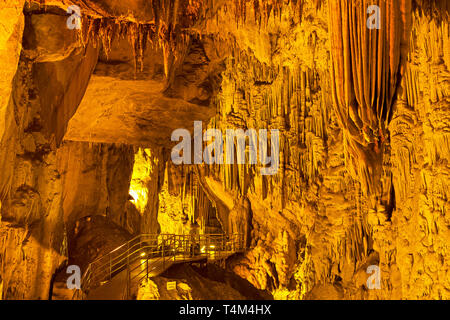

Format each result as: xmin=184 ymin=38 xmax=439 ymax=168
xmin=328 ymin=0 xmax=412 ymax=197
xmin=229 ymin=0 xmax=309 ymax=26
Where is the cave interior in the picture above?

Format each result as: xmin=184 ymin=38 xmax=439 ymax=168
xmin=0 ymin=0 xmax=449 ymax=300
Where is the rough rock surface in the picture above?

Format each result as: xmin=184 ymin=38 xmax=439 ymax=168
xmin=136 ymin=264 xmax=271 ymax=300
xmin=57 ymin=141 xmax=134 ymax=231
xmin=0 ymin=0 xmax=448 ymax=300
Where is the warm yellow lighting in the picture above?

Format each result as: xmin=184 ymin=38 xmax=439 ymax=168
xmin=201 ymin=246 xmax=206 ymax=253
xmin=140 ymin=252 xmax=146 ymax=257
xmin=209 ymin=245 xmax=215 ymax=249
xmin=129 ymin=190 xmax=140 ymax=204
xmin=128 ymin=148 xmax=153 ymax=214
xmin=129 ymin=187 xmax=147 ymax=212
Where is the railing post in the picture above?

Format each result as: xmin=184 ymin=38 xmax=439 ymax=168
xmin=127 ymin=240 xmax=130 ymax=300
xmin=222 ymin=235 xmax=225 ymax=259
xmin=109 ymin=256 xmax=112 ymax=280
xmin=173 ymin=235 xmax=176 ymax=261
xmin=189 ymin=235 xmax=192 ymax=258
xmin=162 ymin=238 xmax=165 ymax=270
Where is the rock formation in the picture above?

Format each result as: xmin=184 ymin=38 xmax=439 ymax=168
xmin=0 ymin=0 xmax=448 ymax=300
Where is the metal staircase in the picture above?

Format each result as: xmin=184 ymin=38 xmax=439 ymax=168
xmin=72 ymin=233 xmax=245 ymax=300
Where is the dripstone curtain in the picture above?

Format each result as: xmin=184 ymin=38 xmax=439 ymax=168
xmin=328 ymin=0 xmax=411 ymax=195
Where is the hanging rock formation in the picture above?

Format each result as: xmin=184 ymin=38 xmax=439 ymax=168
xmin=0 ymin=0 xmax=448 ymax=300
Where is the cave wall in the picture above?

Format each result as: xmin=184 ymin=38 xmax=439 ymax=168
xmin=0 ymin=3 xmax=133 ymax=299
xmin=204 ymin=0 xmax=448 ymax=300
xmin=0 ymin=0 xmax=25 ymax=143
xmin=0 ymin=3 xmax=68 ymax=299
xmin=379 ymin=0 xmax=450 ymax=299
xmin=0 ymin=0 xmax=448 ymax=300
xmin=57 ymin=141 xmax=135 ymax=232
xmin=152 ymin=0 xmax=449 ymax=300
xmin=128 ymin=147 xmax=165 ymax=235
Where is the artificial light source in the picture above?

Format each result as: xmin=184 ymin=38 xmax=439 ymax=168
xmin=140 ymin=252 xmax=146 ymax=257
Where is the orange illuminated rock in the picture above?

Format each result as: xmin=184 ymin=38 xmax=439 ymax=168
xmin=0 ymin=0 xmax=448 ymax=300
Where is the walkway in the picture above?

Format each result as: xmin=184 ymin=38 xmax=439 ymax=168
xmin=73 ymin=233 xmax=244 ymax=300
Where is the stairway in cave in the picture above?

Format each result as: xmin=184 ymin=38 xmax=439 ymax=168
xmin=70 ymin=233 xmax=245 ymax=300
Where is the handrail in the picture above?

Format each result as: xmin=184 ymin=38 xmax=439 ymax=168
xmin=72 ymin=233 xmax=245 ymax=300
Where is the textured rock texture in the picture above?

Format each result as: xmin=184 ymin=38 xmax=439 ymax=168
xmin=0 ymin=0 xmax=25 ymax=143
xmin=150 ymin=0 xmax=449 ymax=300
xmin=136 ymin=264 xmax=271 ymax=300
xmin=57 ymin=141 xmax=134 ymax=230
xmin=128 ymin=147 xmax=165 ymax=234
xmin=0 ymin=0 xmax=448 ymax=300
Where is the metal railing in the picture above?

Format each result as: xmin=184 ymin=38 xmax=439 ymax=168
xmin=72 ymin=233 xmax=244 ymax=300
